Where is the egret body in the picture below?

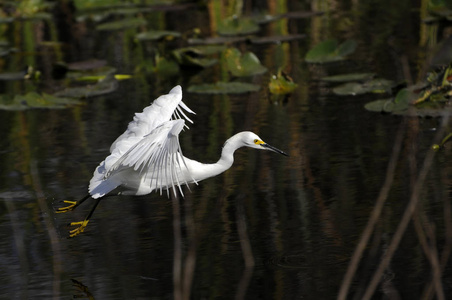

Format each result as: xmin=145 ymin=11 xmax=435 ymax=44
xmin=57 ymin=85 xmax=287 ymax=237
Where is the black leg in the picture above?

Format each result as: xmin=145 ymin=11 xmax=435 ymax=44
xmin=67 ymin=197 xmax=102 ymax=238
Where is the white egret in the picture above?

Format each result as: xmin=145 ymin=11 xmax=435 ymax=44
xmin=57 ymin=85 xmax=288 ymax=237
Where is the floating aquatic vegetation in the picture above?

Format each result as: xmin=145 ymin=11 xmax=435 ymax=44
xmin=65 ymin=65 xmax=117 ymax=80
xmin=135 ymin=56 xmax=180 ymax=76
xmin=305 ymin=39 xmax=357 ymax=63
xmin=269 ymin=71 xmax=298 ymax=95
xmin=188 ymin=82 xmax=260 ymax=94
xmin=66 ymin=59 xmax=108 ymax=71
xmin=96 ymin=17 xmax=147 ymax=31
xmin=135 ymin=30 xmax=181 ymax=41
xmin=172 ymin=45 xmax=226 ymax=68
xmin=249 ymin=34 xmax=306 ymax=44
xmin=364 ymin=88 xmax=415 ymax=114
xmin=0 ymin=66 xmax=38 ymax=81
xmin=0 ymin=92 xmax=81 ymax=110
xmin=188 ymin=36 xmax=248 ymax=45
xmin=53 ymin=60 xmax=113 ymax=80
xmin=364 ymin=65 xmax=452 ymax=117
xmin=432 ymin=133 xmax=452 ymax=151
xmin=217 ymin=15 xmax=260 ymax=36
xmin=54 ymin=75 xmax=118 ymax=98
xmin=333 ymin=79 xmax=394 ymax=96
xmin=321 ymin=73 xmax=375 ymax=83
xmin=75 ymin=3 xmax=153 ymax=22
xmin=224 ymin=48 xmax=267 ymax=77
xmin=252 ymin=10 xmax=324 ymax=24
xmin=76 ymin=74 xmax=132 ymax=81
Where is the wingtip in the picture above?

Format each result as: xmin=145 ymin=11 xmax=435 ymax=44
xmin=170 ymin=85 xmax=182 ymax=94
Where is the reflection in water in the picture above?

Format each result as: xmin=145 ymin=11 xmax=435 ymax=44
xmin=0 ymin=1 xmax=451 ymax=300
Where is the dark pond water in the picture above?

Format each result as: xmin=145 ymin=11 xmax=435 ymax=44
xmin=1 ymin=1 xmax=451 ymax=299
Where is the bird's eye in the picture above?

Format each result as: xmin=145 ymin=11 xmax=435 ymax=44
xmin=254 ymin=139 xmax=259 ymax=144
xmin=254 ymin=139 xmax=263 ymax=145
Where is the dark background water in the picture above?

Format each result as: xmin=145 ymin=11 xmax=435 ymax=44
xmin=0 ymin=1 xmax=451 ymax=299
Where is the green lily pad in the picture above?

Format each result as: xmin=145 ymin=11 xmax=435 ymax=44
xmin=217 ymin=16 xmax=260 ymax=36
xmin=188 ymin=82 xmax=260 ymax=94
xmin=135 ymin=30 xmax=181 ymax=41
xmin=20 ymin=12 xmax=53 ymax=21
xmin=55 ymin=75 xmax=118 ymax=98
xmin=65 ymin=66 xmax=117 ymax=80
xmin=321 ymin=73 xmax=375 ymax=82
xmin=173 ymin=45 xmax=226 ymax=68
xmin=174 ymin=45 xmax=226 ymax=57
xmin=224 ymin=48 xmax=267 ymax=77
xmin=269 ymin=71 xmax=298 ymax=94
xmin=332 ymin=79 xmax=394 ymax=96
xmin=96 ymin=18 xmax=147 ymax=31
xmin=364 ymin=99 xmax=391 ymax=112
xmin=364 ymin=88 xmax=421 ymax=114
xmin=188 ymin=36 xmax=248 ymax=45
xmin=67 ymin=59 xmax=108 ymax=71
xmin=305 ymin=39 xmax=357 ymax=63
xmin=0 ymin=66 xmax=35 ymax=81
xmin=250 ymin=34 xmax=306 ymax=44
xmin=136 ymin=56 xmax=180 ymax=76
xmin=0 ymin=92 xmax=81 ymax=110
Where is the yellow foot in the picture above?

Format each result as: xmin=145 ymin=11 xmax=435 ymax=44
xmin=55 ymin=200 xmax=78 ymax=213
xmin=68 ymin=220 xmax=90 ymax=238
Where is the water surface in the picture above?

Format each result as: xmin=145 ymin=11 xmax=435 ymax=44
xmin=0 ymin=1 xmax=451 ymax=299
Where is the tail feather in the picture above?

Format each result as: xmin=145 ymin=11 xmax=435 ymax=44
xmin=89 ymin=162 xmax=120 ymax=198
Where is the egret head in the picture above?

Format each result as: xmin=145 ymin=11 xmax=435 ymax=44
xmin=241 ymin=131 xmax=288 ymax=156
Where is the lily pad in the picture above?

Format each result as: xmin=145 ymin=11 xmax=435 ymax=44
xmin=67 ymin=59 xmax=108 ymax=71
xmin=364 ymin=89 xmax=414 ymax=113
xmin=305 ymin=39 xmax=357 ymax=63
xmin=65 ymin=66 xmax=117 ymax=80
xmin=135 ymin=30 xmax=181 ymax=41
xmin=96 ymin=18 xmax=147 ymax=31
xmin=188 ymin=82 xmax=260 ymax=94
xmin=269 ymin=71 xmax=298 ymax=94
xmin=188 ymin=36 xmax=248 ymax=45
xmin=0 ymin=66 xmax=36 ymax=81
xmin=250 ymin=34 xmax=306 ymax=44
xmin=0 ymin=92 xmax=81 ymax=110
xmin=217 ymin=16 xmax=260 ymax=36
xmin=136 ymin=56 xmax=180 ymax=76
xmin=332 ymin=79 xmax=394 ymax=96
xmin=321 ymin=73 xmax=375 ymax=83
xmin=54 ymin=75 xmax=118 ymax=98
xmin=224 ymin=48 xmax=267 ymax=77
xmin=76 ymin=74 xmax=132 ymax=81
xmin=173 ymin=45 xmax=226 ymax=68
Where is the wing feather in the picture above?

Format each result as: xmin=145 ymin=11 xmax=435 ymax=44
xmin=104 ymin=119 xmax=194 ymax=197
xmin=109 ymin=85 xmax=195 ymax=155
xmin=89 ymin=86 xmax=196 ymax=198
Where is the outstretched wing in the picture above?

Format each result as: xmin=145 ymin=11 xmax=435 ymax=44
xmin=109 ymin=85 xmax=195 ymax=154
xmin=89 ymin=86 xmax=195 ymax=199
xmin=105 ymin=119 xmax=195 ymax=197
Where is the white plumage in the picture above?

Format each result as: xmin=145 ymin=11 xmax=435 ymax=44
xmin=57 ymin=85 xmax=288 ymax=237
xmin=88 ymin=85 xmax=195 ymax=198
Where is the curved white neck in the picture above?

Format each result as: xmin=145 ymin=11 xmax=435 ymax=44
xmin=186 ymin=133 xmax=244 ymax=182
